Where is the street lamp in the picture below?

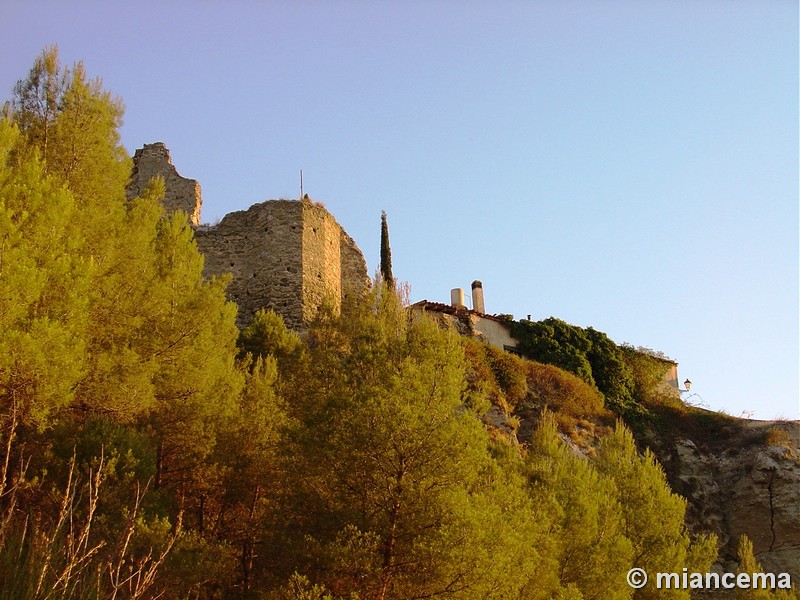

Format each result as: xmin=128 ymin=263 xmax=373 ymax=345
xmin=679 ymin=379 xmax=707 ymax=408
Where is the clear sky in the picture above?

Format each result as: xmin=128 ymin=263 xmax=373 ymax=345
xmin=2 ymin=1 xmax=797 ymax=420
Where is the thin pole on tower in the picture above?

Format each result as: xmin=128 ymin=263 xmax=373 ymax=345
xmin=300 ymin=169 xmax=304 ymax=199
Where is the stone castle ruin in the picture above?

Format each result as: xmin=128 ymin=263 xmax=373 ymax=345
xmin=128 ymin=143 xmax=203 ymax=227
xmin=128 ymin=143 xmax=369 ymax=329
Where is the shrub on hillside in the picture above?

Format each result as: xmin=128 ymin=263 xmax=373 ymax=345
xmin=463 ymin=339 xmax=527 ymax=414
xmin=484 ymin=344 xmax=529 ymax=409
xmin=522 ymin=362 xmax=607 ymax=421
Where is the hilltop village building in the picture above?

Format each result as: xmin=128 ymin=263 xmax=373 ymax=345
xmin=412 ymin=284 xmax=680 ymax=396
xmin=411 ymin=281 xmax=519 ymax=353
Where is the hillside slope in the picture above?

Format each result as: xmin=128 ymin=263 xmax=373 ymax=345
xmin=469 ymin=339 xmax=800 ymax=581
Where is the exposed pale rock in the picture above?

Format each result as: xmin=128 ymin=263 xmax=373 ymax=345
xmin=665 ymin=421 xmax=800 ymax=580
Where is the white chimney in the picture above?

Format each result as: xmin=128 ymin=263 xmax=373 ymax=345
xmin=450 ymin=288 xmax=465 ymax=308
xmin=471 ymin=280 xmax=485 ymax=313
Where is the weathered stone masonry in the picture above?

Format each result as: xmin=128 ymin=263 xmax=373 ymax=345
xmin=129 ymin=143 xmax=369 ymax=329
xmin=128 ymin=143 xmax=202 ymax=227
xmin=195 ymin=199 xmax=369 ymax=329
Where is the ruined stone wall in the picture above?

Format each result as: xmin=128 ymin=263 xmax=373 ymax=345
xmin=130 ymin=142 xmax=369 ymax=330
xmin=341 ymin=231 xmax=371 ymax=307
xmin=194 ymin=199 xmax=371 ymax=329
xmin=194 ymin=201 xmax=306 ymax=329
xmin=300 ymin=200 xmax=343 ymax=324
xmin=127 ymin=143 xmax=202 ymax=226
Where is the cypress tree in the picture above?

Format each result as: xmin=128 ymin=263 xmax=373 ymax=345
xmin=380 ymin=210 xmax=394 ymax=288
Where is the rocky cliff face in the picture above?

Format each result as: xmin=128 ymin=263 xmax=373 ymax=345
xmin=502 ymin=401 xmax=800 ymax=581
xmin=649 ymin=417 xmax=800 ymax=580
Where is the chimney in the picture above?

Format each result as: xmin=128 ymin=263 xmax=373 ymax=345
xmin=471 ymin=280 xmax=485 ymax=313
xmin=450 ymin=288 xmax=465 ymax=308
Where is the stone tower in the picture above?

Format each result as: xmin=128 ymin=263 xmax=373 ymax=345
xmin=194 ymin=199 xmax=369 ymax=329
xmin=127 ymin=142 xmax=202 ymax=226
xmin=129 ymin=143 xmax=369 ymax=329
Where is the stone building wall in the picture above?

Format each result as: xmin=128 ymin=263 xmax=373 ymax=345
xmin=409 ymin=301 xmax=518 ymax=351
xmin=127 ymin=143 xmax=202 ymax=226
xmin=130 ymin=143 xmax=369 ymax=330
xmin=300 ymin=201 xmax=343 ymax=324
xmin=194 ymin=201 xmax=307 ymax=329
xmin=194 ymin=199 xmax=369 ymax=330
xmin=341 ymin=231 xmax=370 ymax=308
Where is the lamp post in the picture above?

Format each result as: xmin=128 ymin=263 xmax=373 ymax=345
xmin=679 ymin=379 xmax=707 ymax=408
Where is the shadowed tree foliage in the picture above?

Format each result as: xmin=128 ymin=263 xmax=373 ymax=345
xmin=511 ymin=317 xmax=651 ymax=418
xmin=380 ymin=210 xmax=394 ymax=288
xmin=511 ymin=318 xmax=595 ymax=386
xmin=584 ymin=327 xmax=635 ymax=414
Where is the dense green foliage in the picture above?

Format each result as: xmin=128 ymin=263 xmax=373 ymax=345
xmin=510 ymin=318 xmax=674 ymax=417
xmin=8 ymin=47 xmax=792 ymax=600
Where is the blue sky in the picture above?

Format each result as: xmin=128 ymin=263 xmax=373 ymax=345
xmin=2 ymin=1 xmax=797 ymax=419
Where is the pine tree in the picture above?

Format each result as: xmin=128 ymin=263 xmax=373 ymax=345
xmin=5 ymin=46 xmax=244 ymax=486
xmin=279 ymin=290 xmax=539 ymax=599
xmin=0 ymin=119 xmax=87 ymax=429
xmin=735 ymin=536 xmax=798 ymax=600
xmin=380 ymin=210 xmax=394 ymax=288
xmin=8 ymin=46 xmax=129 ymax=212
xmin=527 ymin=413 xmax=633 ymax=600
xmin=594 ymin=422 xmax=717 ymax=600
xmin=213 ymin=354 xmax=288 ymax=591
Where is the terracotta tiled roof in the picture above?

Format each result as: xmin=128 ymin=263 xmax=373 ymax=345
xmin=410 ymin=300 xmax=509 ymax=324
